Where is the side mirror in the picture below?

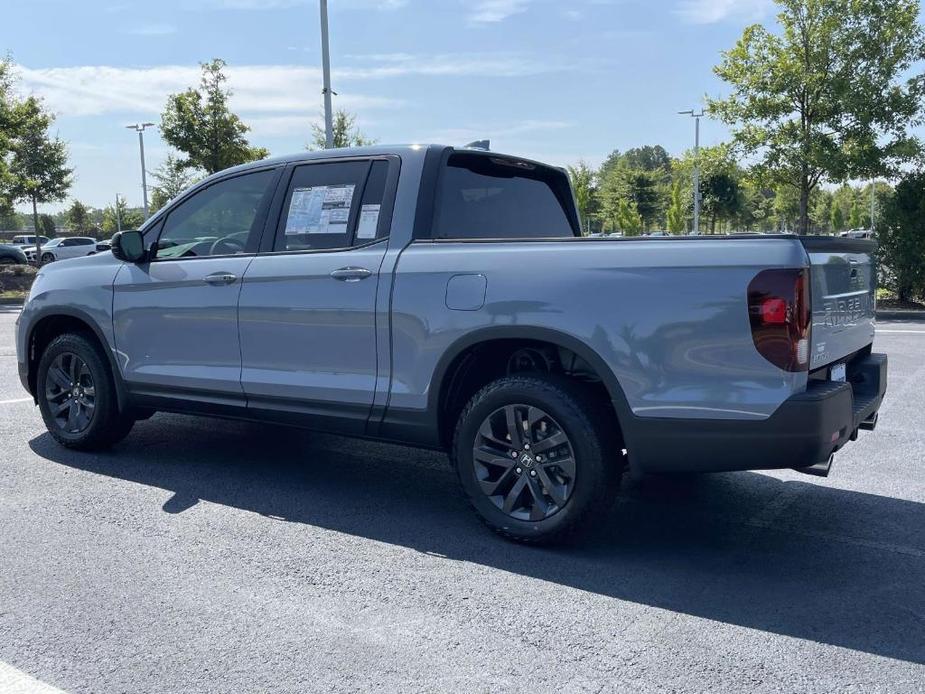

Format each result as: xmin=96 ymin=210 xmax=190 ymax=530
xmin=111 ymin=230 xmax=146 ymax=263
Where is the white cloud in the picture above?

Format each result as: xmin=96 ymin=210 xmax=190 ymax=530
xmin=468 ymin=0 xmax=533 ymax=23
xmin=186 ymin=0 xmax=407 ymax=10
xmin=126 ymin=23 xmax=177 ymax=35
xmin=420 ymin=119 xmax=573 ymax=145
xmin=675 ymin=0 xmax=771 ymax=24
xmin=16 ymin=54 xmax=565 ymax=117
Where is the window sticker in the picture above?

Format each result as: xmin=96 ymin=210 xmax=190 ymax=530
xmin=285 ymin=184 xmax=355 ymax=235
xmin=356 ymin=204 xmax=381 ymax=240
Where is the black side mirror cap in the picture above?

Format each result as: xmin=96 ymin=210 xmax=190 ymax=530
xmin=111 ymin=230 xmax=146 ymax=263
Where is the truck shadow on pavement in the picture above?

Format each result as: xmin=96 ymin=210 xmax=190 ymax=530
xmin=29 ymin=413 xmax=925 ymax=666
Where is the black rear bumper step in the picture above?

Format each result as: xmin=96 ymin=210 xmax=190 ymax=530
xmin=627 ymin=353 xmax=888 ymax=474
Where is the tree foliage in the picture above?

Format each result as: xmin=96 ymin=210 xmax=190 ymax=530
xmin=6 ymin=90 xmax=72 ymax=248
xmin=101 ymin=197 xmax=144 ymax=235
xmin=877 ymin=171 xmax=925 ymax=302
xmin=150 ymin=154 xmax=199 ymax=213
xmin=161 ymin=59 xmax=268 ymax=175
xmin=666 ymin=179 xmax=687 ymax=234
xmin=710 ymin=0 xmax=925 ymax=234
xmin=63 ymin=200 xmax=96 ymax=235
xmin=567 ymin=162 xmax=596 ymax=234
xmin=309 ymin=109 xmax=376 ymax=150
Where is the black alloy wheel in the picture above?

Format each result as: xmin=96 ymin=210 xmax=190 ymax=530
xmin=44 ymin=352 xmax=97 ymax=434
xmin=473 ymin=404 xmax=577 ymax=522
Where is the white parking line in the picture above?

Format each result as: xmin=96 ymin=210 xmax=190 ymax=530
xmin=0 ymin=660 xmax=67 ymax=694
xmin=0 ymin=397 xmax=32 ymax=405
xmin=878 ymin=330 xmax=925 ymax=334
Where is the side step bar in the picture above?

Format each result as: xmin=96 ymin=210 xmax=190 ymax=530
xmin=860 ymin=412 xmax=879 ymax=431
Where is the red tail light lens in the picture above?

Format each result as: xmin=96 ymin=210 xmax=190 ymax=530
xmin=747 ymin=268 xmax=811 ymax=372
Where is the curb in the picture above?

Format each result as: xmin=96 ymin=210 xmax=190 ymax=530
xmin=876 ymin=310 xmax=925 ymax=321
xmin=0 ymin=299 xmax=24 ymax=307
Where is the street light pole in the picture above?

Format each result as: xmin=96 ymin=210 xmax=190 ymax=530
xmin=125 ymin=122 xmax=155 ymax=219
xmin=319 ymin=0 xmax=334 ymax=149
xmin=115 ymin=194 xmax=122 ymax=233
xmin=678 ymin=109 xmax=705 ymax=234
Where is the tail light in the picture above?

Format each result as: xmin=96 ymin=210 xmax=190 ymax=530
xmin=747 ymin=268 xmax=811 ymax=372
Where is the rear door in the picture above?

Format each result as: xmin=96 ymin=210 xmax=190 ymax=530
xmin=801 ymin=237 xmax=877 ymax=370
xmin=113 ymin=167 xmax=279 ymax=404
xmin=238 ymin=157 xmax=398 ymax=433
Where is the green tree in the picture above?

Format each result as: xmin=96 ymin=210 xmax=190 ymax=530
xmin=700 ymin=171 xmax=742 ymax=233
xmin=101 ymin=197 xmax=144 ymax=235
xmin=150 ymin=154 xmax=199 ymax=213
xmin=710 ymin=0 xmax=925 ymax=235
xmin=37 ymin=213 xmax=55 ymax=236
xmin=812 ymin=188 xmax=833 ymax=234
xmin=666 ymin=179 xmax=687 ymax=234
xmin=7 ymin=96 xmax=72 ymax=256
xmin=877 ymin=170 xmax=925 ymax=302
xmin=829 ymin=199 xmax=845 ymax=233
xmin=600 ymin=145 xmax=671 ymax=178
xmin=567 ymin=162 xmax=596 ymax=235
xmin=63 ymin=200 xmax=96 ymax=235
xmin=613 ymin=198 xmax=644 ymax=235
xmin=161 ymin=59 xmax=268 ymax=175
xmin=309 ymin=109 xmax=375 ymax=150
xmin=0 ymin=209 xmax=23 ymax=230
xmin=849 ymin=196 xmax=864 ymax=230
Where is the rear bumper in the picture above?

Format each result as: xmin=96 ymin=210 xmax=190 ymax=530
xmin=627 ymin=353 xmax=888 ymax=474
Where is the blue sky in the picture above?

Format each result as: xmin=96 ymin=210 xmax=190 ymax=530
xmin=5 ymin=0 xmax=802 ymax=209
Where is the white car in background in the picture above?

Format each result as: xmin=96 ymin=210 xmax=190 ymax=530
xmin=25 ymin=237 xmax=98 ymax=264
xmin=11 ymin=235 xmax=50 ymax=248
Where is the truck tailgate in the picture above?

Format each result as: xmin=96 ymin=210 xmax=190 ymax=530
xmin=801 ymin=237 xmax=877 ymax=370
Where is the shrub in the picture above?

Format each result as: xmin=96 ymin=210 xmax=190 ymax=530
xmin=876 ymin=172 xmax=925 ymax=303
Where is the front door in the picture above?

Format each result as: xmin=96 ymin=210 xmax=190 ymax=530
xmin=238 ymin=158 xmax=396 ymax=433
xmin=113 ymin=167 xmax=278 ymax=406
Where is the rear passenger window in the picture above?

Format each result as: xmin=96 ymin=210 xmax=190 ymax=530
xmin=433 ymin=152 xmax=578 ymax=239
xmin=275 ymin=160 xmax=390 ymax=252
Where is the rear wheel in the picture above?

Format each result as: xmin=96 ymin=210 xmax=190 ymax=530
xmin=452 ymin=375 xmax=620 ymax=544
xmin=37 ymin=333 xmax=135 ymax=450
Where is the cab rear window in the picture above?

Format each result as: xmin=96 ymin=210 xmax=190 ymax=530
xmin=433 ymin=152 xmax=578 ymax=240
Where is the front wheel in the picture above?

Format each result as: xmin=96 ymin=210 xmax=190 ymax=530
xmin=37 ymin=333 xmax=135 ymax=450
xmin=41 ymin=253 xmax=55 ymax=264
xmin=452 ymin=375 xmax=620 ymax=544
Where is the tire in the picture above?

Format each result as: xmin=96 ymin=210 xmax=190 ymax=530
xmin=36 ymin=332 xmax=135 ymax=450
xmin=41 ymin=253 xmax=55 ymax=264
xmin=0 ymin=256 xmax=15 ymax=265
xmin=451 ymin=375 xmax=621 ymax=544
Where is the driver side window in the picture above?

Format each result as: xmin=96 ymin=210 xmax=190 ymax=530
xmin=155 ymin=169 xmax=275 ymax=259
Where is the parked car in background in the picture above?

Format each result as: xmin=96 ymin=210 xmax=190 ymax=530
xmin=11 ymin=235 xmax=50 ymax=248
xmin=0 ymin=243 xmax=29 ymax=265
xmin=839 ymin=229 xmax=874 ymax=240
xmin=25 ymin=237 xmax=98 ymax=264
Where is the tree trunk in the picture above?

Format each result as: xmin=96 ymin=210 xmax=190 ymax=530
xmin=799 ymin=171 xmax=811 ymax=235
xmin=31 ymin=196 xmax=41 ymax=264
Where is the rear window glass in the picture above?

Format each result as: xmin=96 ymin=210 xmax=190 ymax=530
xmin=433 ymin=153 xmax=577 ymax=239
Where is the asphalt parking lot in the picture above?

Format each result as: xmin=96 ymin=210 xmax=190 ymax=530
xmin=0 ymin=306 xmax=923 ymax=693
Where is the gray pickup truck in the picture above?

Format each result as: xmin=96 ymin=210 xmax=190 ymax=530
xmin=16 ymin=145 xmax=887 ymax=542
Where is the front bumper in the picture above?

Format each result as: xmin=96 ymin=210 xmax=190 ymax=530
xmin=627 ymin=353 xmax=888 ymax=474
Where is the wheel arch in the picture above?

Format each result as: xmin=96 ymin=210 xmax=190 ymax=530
xmin=430 ymin=326 xmax=635 ymax=451
xmin=26 ymin=307 xmax=128 ymax=413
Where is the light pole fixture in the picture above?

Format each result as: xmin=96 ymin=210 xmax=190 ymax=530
xmin=125 ymin=122 xmax=156 ymax=219
xmin=319 ymin=0 xmax=335 ymax=149
xmin=678 ymin=109 xmax=705 ymax=234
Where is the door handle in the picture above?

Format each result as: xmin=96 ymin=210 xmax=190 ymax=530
xmin=330 ymin=266 xmax=372 ymax=282
xmin=203 ymin=272 xmax=237 ymax=285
